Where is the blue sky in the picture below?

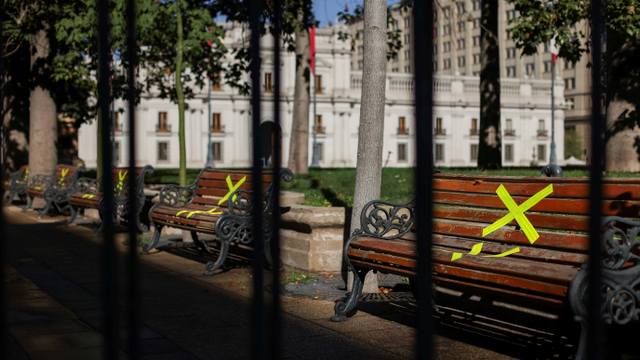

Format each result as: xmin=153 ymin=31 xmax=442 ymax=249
xmin=314 ymin=0 xmax=402 ymax=28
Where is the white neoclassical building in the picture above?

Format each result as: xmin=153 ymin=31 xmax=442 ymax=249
xmin=78 ymin=22 xmax=564 ymax=169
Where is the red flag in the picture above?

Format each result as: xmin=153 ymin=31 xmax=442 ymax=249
xmin=549 ymin=38 xmax=559 ymax=66
xmin=310 ymin=26 xmax=316 ymax=74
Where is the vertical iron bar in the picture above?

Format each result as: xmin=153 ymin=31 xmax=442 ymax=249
xmin=270 ymin=0 xmax=283 ymax=358
xmin=270 ymin=0 xmax=282 ymax=359
xmin=249 ymin=0 xmax=264 ymax=359
xmin=0 ymin=1 xmax=7 ymax=357
xmin=587 ymin=0 xmax=604 ymax=358
xmin=126 ymin=0 xmax=140 ymax=358
xmin=98 ymin=0 xmax=118 ymax=359
xmin=413 ymin=1 xmax=435 ymax=360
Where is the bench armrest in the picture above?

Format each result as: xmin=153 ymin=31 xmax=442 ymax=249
xmin=77 ymin=177 xmax=102 ymax=194
xmin=155 ymin=167 xmax=209 ymax=208
xmin=31 ymin=174 xmax=53 ymax=188
xmin=355 ymin=196 xmax=416 ymax=240
xmin=600 ymin=216 xmax=640 ymax=269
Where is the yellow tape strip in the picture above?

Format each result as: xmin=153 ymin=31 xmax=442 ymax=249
xmin=482 ymin=184 xmax=553 ymax=244
xmin=482 ymin=247 xmax=521 ymax=257
xmin=117 ymin=170 xmax=127 ymax=190
xmin=176 ymin=207 xmax=223 ymax=219
xmin=218 ymin=175 xmax=247 ymax=205
xmin=82 ymin=194 xmax=94 ymax=199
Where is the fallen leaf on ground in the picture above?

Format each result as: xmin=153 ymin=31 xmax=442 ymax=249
xmin=328 ymin=292 xmax=332 ymax=294
xmin=229 ymin=283 xmax=236 ymax=287
xmin=323 ymin=281 xmax=330 ymax=284
xmin=317 ymin=290 xmax=324 ymax=293
xmin=325 ymin=273 xmax=331 ymax=276
xmin=238 ymin=287 xmax=246 ymax=290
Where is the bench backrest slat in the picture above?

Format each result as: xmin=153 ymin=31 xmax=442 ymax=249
xmin=191 ymin=169 xmax=275 ymax=209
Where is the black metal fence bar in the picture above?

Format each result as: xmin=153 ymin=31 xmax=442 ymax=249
xmin=0 ymin=1 xmax=7 ymax=357
xmin=126 ymin=0 xmax=140 ymax=358
xmin=270 ymin=1 xmax=283 ymax=359
xmin=413 ymin=1 xmax=435 ymax=359
xmin=587 ymin=0 xmax=604 ymax=358
xmin=97 ymin=0 xmax=118 ymax=359
xmin=249 ymin=0 xmax=265 ymax=359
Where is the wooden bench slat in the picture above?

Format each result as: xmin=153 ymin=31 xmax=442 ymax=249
xmin=432 ymin=206 xmax=590 ymax=232
xmin=433 ymin=191 xmax=640 ymax=217
xmin=434 ymin=178 xmax=640 ymax=200
xmin=151 ymin=212 xmax=219 ymax=228
xmin=196 ymin=179 xmax=270 ymax=190
xmin=434 ymin=173 xmax=640 ymax=185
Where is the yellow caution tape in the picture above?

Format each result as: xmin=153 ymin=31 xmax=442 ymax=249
xmin=176 ymin=207 xmax=222 ymax=219
xmin=482 ymin=184 xmax=553 ymax=244
xmin=59 ymin=169 xmax=69 ymax=185
xmin=82 ymin=194 xmax=94 ymax=199
xmin=116 ymin=170 xmax=127 ymax=191
xmin=218 ymin=175 xmax=247 ymax=205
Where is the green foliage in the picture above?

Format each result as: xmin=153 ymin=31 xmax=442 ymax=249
xmin=564 ymin=128 xmax=583 ymax=159
xmin=281 ymin=269 xmax=314 ymax=284
xmin=336 ymin=0 xmax=412 ymax=61
xmin=507 ymin=0 xmax=640 ymax=63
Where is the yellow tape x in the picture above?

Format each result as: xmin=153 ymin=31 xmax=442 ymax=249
xmin=218 ymin=175 xmax=246 ymax=205
xmin=176 ymin=207 xmax=223 ymax=219
xmin=482 ymin=184 xmax=553 ymax=244
xmin=116 ymin=170 xmax=127 ymax=191
xmin=58 ymin=169 xmax=69 ymax=185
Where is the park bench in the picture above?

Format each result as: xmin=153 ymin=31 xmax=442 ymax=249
xmin=66 ymin=165 xmax=155 ymax=236
xmin=4 ymin=165 xmax=29 ymax=205
xmin=23 ymin=164 xmax=86 ymax=219
xmin=331 ymin=173 xmax=640 ymax=357
xmin=144 ymin=167 xmax=293 ymax=276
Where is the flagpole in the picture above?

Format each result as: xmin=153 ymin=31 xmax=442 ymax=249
xmin=550 ymin=58 xmax=557 ymax=166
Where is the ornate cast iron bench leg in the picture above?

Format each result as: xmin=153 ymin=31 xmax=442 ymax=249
xmin=37 ymin=201 xmax=52 ymax=219
xmin=203 ymin=238 xmax=231 ymax=276
xmin=5 ymin=190 xmax=16 ymax=205
xmin=191 ymin=232 xmax=211 ymax=253
xmin=63 ymin=205 xmax=79 ymax=226
xmin=21 ymin=195 xmax=33 ymax=212
xmin=331 ymin=263 xmax=366 ymax=322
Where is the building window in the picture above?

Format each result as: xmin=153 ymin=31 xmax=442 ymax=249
xmin=358 ymin=60 xmax=363 ymax=69
xmin=473 ymin=53 xmax=481 ymax=64
xmin=435 ymin=117 xmax=444 ymax=135
xmin=473 ymin=0 xmax=482 ymax=11
xmin=505 ymin=144 xmax=513 ymax=162
xmin=544 ymin=42 xmax=549 ymax=53
xmin=471 ymin=144 xmax=478 ymax=161
xmin=525 ymin=63 xmax=535 ymax=76
xmin=474 ymin=18 xmax=481 ymax=28
xmin=358 ymin=45 xmax=364 ymax=54
xmin=443 ymin=24 xmax=451 ymax=35
xmin=506 ymin=9 xmax=516 ymax=21
xmin=398 ymin=144 xmax=407 ymax=162
xmin=435 ymin=144 xmax=444 ymax=161
xmin=443 ymin=6 xmax=451 ymax=17
xmin=392 ymin=53 xmax=399 ymax=62
xmin=457 ymin=21 xmax=465 ymax=32
xmin=112 ymin=111 xmax=121 ymax=132
xmin=507 ymin=47 xmax=516 ymax=58
xmin=114 ymin=141 xmax=121 ymax=164
xmin=264 ymin=72 xmax=273 ymax=93
xmin=404 ymin=17 xmax=411 ymax=28
xmin=444 ymin=59 xmax=451 ymax=69
xmin=505 ymin=119 xmax=515 ymax=136
xmin=212 ymin=113 xmax=222 ymax=132
xmin=392 ymin=68 xmax=400 ymax=73
xmin=564 ymin=60 xmax=576 ymax=69
xmin=398 ymin=117 xmax=407 ymax=135
xmin=212 ymin=72 xmax=222 ymax=91
xmin=566 ymin=97 xmax=575 ymax=110
xmin=157 ymin=142 xmax=169 ymax=162
xmin=473 ymin=36 xmax=480 ymax=46
xmin=544 ymin=61 xmax=552 ymax=73
xmin=433 ymin=45 xmax=438 ymax=54
xmin=315 ymin=115 xmax=323 ymax=134
xmin=538 ymin=145 xmax=546 ymax=161
xmin=404 ymin=34 xmax=411 ymax=44
xmin=565 ymin=78 xmax=576 ymax=90
xmin=157 ymin=112 xmax=169 ymax=132
xmin=404 ymin=65 xmax=411 ymax=73
xmin=404 ymin=50 xmax=411 ymax=60
xmin=458 ymin=56 xmax=466 ymax=67
xmin=212 ymin=142 xmax=222 ymax=161
xmin=317 ymin=143 xmax=324 ymax=161
xmin=433 ymin=61 xmax=438 ymax=71
xmin=457 ymin=2 xmax=466 ymax=13
xmin=434 ymin=10 xmax=438 ymax=23
xmin=506 ymin=29 xmax=511 ymax=40
xmin=315 ymin=75 xmax=323 ymax=94
xmin=457 ymin=39 xmax=465 ymax=49
xmin=473 ymin=71 xmax=480 ymax=76
xmin=434 ymin=27 xmax=438 ymax=37
xmin=471 ymin=118 xmax=478 ymax=135
xmin=506 ymin=66 xmax=516 ymax=77
xmin=444 ymin=42 xmax=451 ymax=52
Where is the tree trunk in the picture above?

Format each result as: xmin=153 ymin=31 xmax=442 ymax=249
xmin=349 ymin=0 xmax=387 ymax=293
xmin=28 ymin=28 xmax=57 ymax=181
xmin=97 ymin=110 xmax=103 ymax=178
xmin=176 ymin=3 xmax=187 ymax=186
xmin=2 ymin=45 xmax=31 ymax=172
xmin=604 ymin=33 xmax=640 ymax=172
xmin=478 ymin=0 xmax=501 ymax=170
xmin=287 ymin=8 xmax=311 ymax=175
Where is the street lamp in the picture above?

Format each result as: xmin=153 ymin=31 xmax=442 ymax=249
xmin=205 ymin=76 xmax=215 ymax=168
xmin=309 ymin=33 xmax=320 ymax=168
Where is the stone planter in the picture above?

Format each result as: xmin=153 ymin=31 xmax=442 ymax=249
xmin=279 ymin=205 xmax=351 ymax=272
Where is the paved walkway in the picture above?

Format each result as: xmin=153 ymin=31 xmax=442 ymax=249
xmin=3 ymin=205 xmax=593 ymax=359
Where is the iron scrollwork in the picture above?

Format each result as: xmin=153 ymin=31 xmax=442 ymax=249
xmin=5 ymin=168 xmax=29 ymax=205
xmin=568 ymin=216 xmax=640 ymax=359
xmin=35 ymin=166 xmax=86 ymax=219
xmin=355 ymin=196 xmax=416 ymax=239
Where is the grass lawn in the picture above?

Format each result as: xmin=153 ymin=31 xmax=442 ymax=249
xmin=84 ymin=166 xmax=640 ymax=207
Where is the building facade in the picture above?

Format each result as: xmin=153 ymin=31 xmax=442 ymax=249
xmin=78 ymin=21 xmax=564 ymax=169
xmin=350 ymin=0 xmax=587 ymax=160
